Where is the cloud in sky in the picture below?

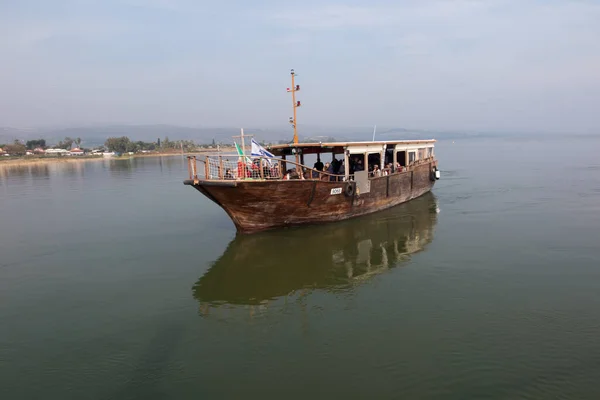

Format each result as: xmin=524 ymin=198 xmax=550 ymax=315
xmin=1 ymin=0 xmax=599 ymax=133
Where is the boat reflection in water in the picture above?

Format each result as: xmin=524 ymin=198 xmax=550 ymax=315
xmin=193 ymin=192 xmax=439 ymax=315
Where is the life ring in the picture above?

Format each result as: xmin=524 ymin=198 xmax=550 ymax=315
xmin=344 ymin=182 xmax=355 ymax=197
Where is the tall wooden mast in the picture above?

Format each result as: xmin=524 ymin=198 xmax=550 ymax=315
xmin=287 ymin=69 xmax=301 ymax=164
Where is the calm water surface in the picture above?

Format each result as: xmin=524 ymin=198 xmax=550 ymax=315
xmin=1 ymin=136 xmax=600 ymax=399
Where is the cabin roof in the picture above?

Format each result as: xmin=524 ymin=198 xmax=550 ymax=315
xmin=266 ymin=139 xmax=436 ymax=156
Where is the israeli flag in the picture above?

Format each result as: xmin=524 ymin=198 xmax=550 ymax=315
xmin=251 ymin=138 xmax=275 ymax=165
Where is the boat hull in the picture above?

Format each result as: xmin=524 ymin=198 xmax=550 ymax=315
xmin=184 ymin=161 xmax=437 ymax=233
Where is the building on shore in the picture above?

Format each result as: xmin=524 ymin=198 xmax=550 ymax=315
xmin=45 ymin=148 xmax=69 ymax=155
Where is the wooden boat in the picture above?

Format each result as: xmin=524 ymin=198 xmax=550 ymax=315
xmin=184 ymin=70 xmax=440 ymax=233
xmin=193 ymin=192 xmax=439 ymax=308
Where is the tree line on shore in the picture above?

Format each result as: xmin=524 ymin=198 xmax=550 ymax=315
xmin=1 ymin=136 xmax=223 ymax=156
xmin=102 ymin=136 xmax=201 ymax=153
xmin=0 ymin=137 xmax=85 ymax=155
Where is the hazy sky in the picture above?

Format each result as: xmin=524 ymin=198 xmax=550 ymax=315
xmin=1 ymin=0 xmax=599 ymax=133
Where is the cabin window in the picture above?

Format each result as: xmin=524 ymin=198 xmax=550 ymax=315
xmin=418 ymin=148 xmax=426 ymax=160
xmin=427 ymin=147 xmax=433 ymax=158
xmin=385 ymin=145 xmax=394 ymax=167
xmin=396 ymin=151 xmax=406 ymax=167
xmin=349 ymin=154 xmax=365 ymax=173
xmin=408 ymin=151 xmax=416 ymax=164
xmin=368 ymin=153 xmax=381 ymax=172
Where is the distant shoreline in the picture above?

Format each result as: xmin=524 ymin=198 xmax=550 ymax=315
xmin=0 ymin=148 xmax=239 ymax=168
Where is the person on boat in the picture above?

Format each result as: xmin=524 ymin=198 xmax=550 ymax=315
xmin=251 ymin=159 xmax=260 ymax=178
xmin=224 ymin=168 xmax=235 ymax=179
xmin=299 ymin=168 xmax=307 ymax=180
xmin=237 ymin=158 xmax=248 ymax=179
xmin=384 ymin=163 xmax=393 ymax=175
xmin=326 ymin=161 xmax=336 ymax=181
xmin=396 ymin=162 xmax=403 ymax=172
xmin=332 ymin=157 xmax=341 ymax=174
xmin=349 ymin=158 xmax=356 ymax=174
xmin=337 ymin=161 xmax=346 ymax=181
xmin=372 ymin=164 xmax=381 ymax=177
xmin=270 ymin=163 xmax=281 ymax=179
xmin=313 ymin=155 xmax=324 ymax=171
xmin=354 ymin=159 xmax=364 ymax=171
xmin=261 ymin=159 xmax=271 ymax=178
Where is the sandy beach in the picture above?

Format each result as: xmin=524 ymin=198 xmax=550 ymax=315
xmin=0 ymin=156 xmax=107 ymax=167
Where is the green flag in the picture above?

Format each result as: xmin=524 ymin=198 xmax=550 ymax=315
xmin=234 ymin=142 xmax=252 ymax=165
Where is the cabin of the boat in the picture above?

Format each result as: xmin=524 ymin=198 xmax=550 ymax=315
xmin=267 ymin=139 xmax=436 ymax=175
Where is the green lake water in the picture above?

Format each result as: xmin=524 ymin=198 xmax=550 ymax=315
xmin=1 ymin=135 xmax=600 ymax=399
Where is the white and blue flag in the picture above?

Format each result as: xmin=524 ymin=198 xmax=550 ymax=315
xmin=251 ymin=138 xmax=275 ymax=165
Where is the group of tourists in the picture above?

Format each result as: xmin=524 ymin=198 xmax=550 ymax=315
xmin=370 ymin=163 xmax=403 ymax=178
xmin=223 ymin=154 xmax=406 ymax=181
xmin=227 ymin=158 xmax=281 ymax=180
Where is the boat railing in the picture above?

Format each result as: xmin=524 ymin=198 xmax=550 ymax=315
xmin=187 ymin=154 xmax=437 ymax=183
xmin=187 ymin=155 xmax=352 ymax=182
